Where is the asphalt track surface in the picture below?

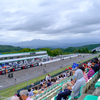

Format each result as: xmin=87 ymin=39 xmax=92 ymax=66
xmin=0 ymin=53 xmax=99 ymax=90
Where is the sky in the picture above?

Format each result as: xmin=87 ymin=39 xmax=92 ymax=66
xmin=0 ymin=0 xmax=100 ymax=44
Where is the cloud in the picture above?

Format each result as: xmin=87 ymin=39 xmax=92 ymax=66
xmin=0 ymin=0 xmax=100 ymax=43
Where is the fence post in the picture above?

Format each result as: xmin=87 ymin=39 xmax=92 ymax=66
xmin=14 ymin=77 xmax=17 ymax=94
xmin=26 ymin=73 xmax=28 ymax=87
xmin=36 ymin=71 xmax=38 ymax=84
xmin=0 ymin=86 xmax=2 ymax=100
xmin=51 ymin=66 xmax=52 ymax=77
xmin=57 ymin=66 xmax=58 ymax=74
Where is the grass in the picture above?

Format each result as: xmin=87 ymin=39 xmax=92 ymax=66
xmin=0 ymin=55 xmax=98 ymax=99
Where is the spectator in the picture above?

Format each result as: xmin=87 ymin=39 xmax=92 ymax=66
xmin=56 ymin=69 xmax=86 ymax=100
xmin=95 ymin=57 xmax=99 ymax=64
xmin=46 ymin=74 xmax=51 ymax=81
xmin=33 ymin=87 xmax=38 ymax=94
xmin=72 ymin=69 xmax=76 ymax=75
xmin=46 ymin=74 xmax=49 ymax=81
xmin=59 ymin=75 xmax=62 ymax=80
xmin=28 ymin=89 xmax=34 ymax=97
xmin=17 ymin=93 xmax=23 ymax=100
xmin=63 ymin=74 xmax=66 ymax=78
xmin=40 ymin=80 xmax=43 ymax=85
xmin=95 ymin=58 xmax=100 ymax=69
xmin=79 ymin=66 xmax=88 ymax=82
xmin=91 ymin=60 xmax=99 ymax=73
xmin=43 ymin=82 xmax=47 ymax=88
xmin=84 ymin=63 xmax=87 ymax=69
xmin=47 ymin=80 xmax=51 ymax=87
xmin=20 ymin=90 xmax=33 ymax=100
xmin=51 ymin=79 xmax=54 ymax=84
xmin=55 ymin=77 xmax=58 ymax=83
xmin=62 ymin=69 xmax=76 ymax=91
xmin=63 ymin=72 xmax=67 ymax=77
xmin=62 ymin=78 xmax=75 ymax=91
xmin=87 ymin=67 xmax=95 ymax=79
xmin=11 ymin=96 xmax=19 ymax=100
xmin=69 ymin=70 xmax=73 ymax=76
xmin=53 ymin=78 xmax=56 ymax=82
xmin=60 ymin=74 xmax=63 ymax=79
xmin=43 ymin=79 xmax=46 ymax=82
xmin=88 ymin=61 xmax=91 ymax=66
xmin=98 ymin=61 xmax=100 ymax=69
xmin=48 ymin=74 xmax=51 ymax=80
xmin=67 ymin=71 xmax=70 ymax=77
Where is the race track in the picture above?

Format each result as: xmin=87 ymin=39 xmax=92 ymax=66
xmin=0 ymin=53 xmax=99 ymax=90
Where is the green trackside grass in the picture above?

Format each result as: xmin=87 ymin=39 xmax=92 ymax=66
xmin=0 ymin=65 xmax=70 ymax=99
xmin=0 ymin=55 xmax=98 ymax=99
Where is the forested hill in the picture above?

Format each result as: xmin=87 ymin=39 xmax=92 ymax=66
xmin=0 ymin=43 xmax=100 ymax=55
xmin=63 ymin=43 xmax=100 ymax=53
xmin=0 ymin=45 xmax=22 ymax=53
xmin=77 ymin=43 xmax=100 ymax=50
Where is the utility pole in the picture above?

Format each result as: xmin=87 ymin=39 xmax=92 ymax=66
xmin=26 ymin=73 xmax=29 ymax=87
xmin=14 ymin=77 xmax=16 ymax=94
xmin=0 ymin=86 xmax=2 ymax=100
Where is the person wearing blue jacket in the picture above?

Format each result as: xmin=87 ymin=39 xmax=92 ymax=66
xmin=91 ymin=60 xmax=99 ymax=73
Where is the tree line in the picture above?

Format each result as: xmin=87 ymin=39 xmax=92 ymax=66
xmin=1 ymin=47 xmax=91 ymax=56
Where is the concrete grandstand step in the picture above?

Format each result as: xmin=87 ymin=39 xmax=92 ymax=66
xmin=86 ymin=79 xmax=98 ymax=94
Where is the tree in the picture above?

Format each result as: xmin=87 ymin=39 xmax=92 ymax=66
xmin=73 ymin=49 xmax=78 ymax=53
xmin=50 ymin=49 xmax=63 ymax=56
xmin=31 ymin=48 xmax=36 ymax=52
xmin=78 ymin=49 xmax=82 ymax=53
xmin=39 ymin=48 xmax=51 ymax=55
xmin=19 ymin=48 xmax=31 ymax=52
xmin=85 ymin=47 xmax=89 ymax=53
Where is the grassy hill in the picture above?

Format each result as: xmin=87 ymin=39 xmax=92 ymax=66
xmin=62 ymin=43 xmax=100 ymax=53
xmin=0 ymin=45 xmax=22 ymax=53
xmin=0 ymin=43 xmax=100 ymax=54
xmin=78 ymin=43 xmax=100 ymax=50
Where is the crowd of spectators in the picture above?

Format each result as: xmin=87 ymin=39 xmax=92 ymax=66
xmin=56 ymin=57 xmax=100 ymax=100
xmin=11 ymin=71 xmax=72 ymax=100
xmin=10 ymin=57 xmax=100 ymax=100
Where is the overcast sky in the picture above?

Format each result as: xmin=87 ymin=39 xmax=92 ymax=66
xmin=0 ymin=0 xmax=100 ymax=44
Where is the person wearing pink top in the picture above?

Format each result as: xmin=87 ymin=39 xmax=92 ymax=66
xmin=79 ymin=66 xmax=88 ymax=82
xmin=87 ymin=67 xmax=95 ymax=79
xmin=83 ymin=72 xmax=88 ymax=82
xmin=11 ymin=96 xmax=19 ymax=100
xmin=20 ymin=90 xmax=33 ymax=100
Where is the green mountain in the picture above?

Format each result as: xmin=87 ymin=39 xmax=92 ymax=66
xmin=61 ymin=43 xmax=100 ymax=53
xmin=0 ymin=45 xmax=22 ymax=53
xmin=77 ymin=43 xmax=100 ymax=50
xmin=0 ymin=43 xmax=100 ymax=54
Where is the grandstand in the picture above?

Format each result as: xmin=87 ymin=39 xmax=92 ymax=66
xmin=3 ymin=55 xmax=100 ymax=100
xmin=31 ymin=58 xmax=100 ymax=100
xmin=0 ymin=51 xmax=49 ymax=75
xmin=33 ymin=71 xmax=100 ymax=100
